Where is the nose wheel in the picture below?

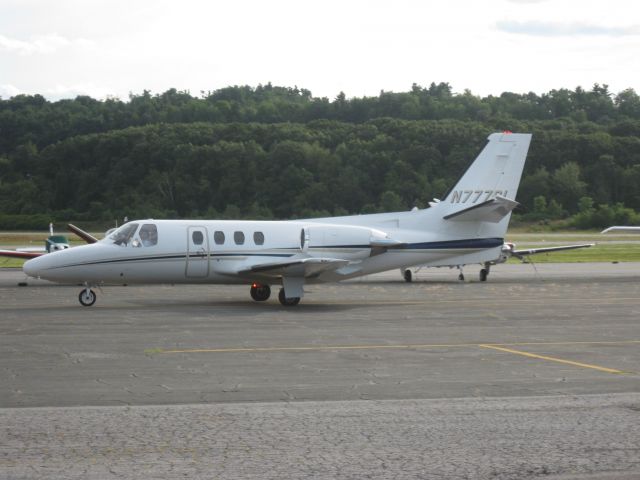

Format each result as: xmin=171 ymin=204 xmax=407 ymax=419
xmin=78 ymin=288 xmax=96 ymax=306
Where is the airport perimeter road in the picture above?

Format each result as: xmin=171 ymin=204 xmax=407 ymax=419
xmin=1 ymin=263 xmax=639 ymax=479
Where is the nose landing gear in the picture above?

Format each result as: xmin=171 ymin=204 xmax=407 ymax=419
xmin=78 ymin=287 xmax=96 ymax=306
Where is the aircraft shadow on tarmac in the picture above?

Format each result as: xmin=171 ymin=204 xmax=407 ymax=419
xmin=122 ymin=298 xmax=387 ymax=312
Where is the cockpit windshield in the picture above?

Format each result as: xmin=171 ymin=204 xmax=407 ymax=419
xmin=103 ymin=222 xmax=159 ymax=247
xmin=106 ymin=223 xmax=139 ymax=246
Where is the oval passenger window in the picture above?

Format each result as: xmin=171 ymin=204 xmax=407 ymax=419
xmin=214 ymin=231 xmax=225 ymax=245
xmin=192 ymin=231 xmax=204 ymax=245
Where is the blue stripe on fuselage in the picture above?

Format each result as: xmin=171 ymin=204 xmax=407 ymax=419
xmin=310 ymin=238 xmax=503 ymax=250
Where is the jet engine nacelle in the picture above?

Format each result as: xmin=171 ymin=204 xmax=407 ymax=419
xmin=305 ymin=224 xmax=388 ymax=261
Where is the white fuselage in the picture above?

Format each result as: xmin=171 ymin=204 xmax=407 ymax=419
xmin=23 ymin=216 xmax=503 ymax=286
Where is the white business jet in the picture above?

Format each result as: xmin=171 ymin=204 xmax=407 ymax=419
xmin=23 ymin=132 xmax=532 ymax=306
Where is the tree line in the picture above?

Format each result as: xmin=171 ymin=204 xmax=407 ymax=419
xmin=1 ymin=83 xmax=639 ymax=229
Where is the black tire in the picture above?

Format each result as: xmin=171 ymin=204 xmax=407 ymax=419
xmin=479 ymin=269 xmax=488 ymax=282
xmin=403 ymin=269 xmax=413 ymax=283
xmin=278 ymin=288 xmax=300 ymax=306
xmin=78 ymin=289 xmax=96 ymax=307
xmin=250 ymin=284 xmax=271 ymax=301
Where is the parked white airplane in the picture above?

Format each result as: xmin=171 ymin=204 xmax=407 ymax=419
xmin=399 ymin=241 xmax=594 ymax=282
xmin=23 ymin=132 xmax=532 ymax=306
xmin=602 ymin=226 xmax=640 ymax=233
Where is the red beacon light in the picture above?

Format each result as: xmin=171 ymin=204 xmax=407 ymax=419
xmin=503 ymin=130 xmax=513 ymax=134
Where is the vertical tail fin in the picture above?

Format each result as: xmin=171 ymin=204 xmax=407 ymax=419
xmin=440 ymin=132 xmax=532 ymax=216
xmin=430 ymin=132 xmax=532 ymax=240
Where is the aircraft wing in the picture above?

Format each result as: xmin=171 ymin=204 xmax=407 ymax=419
xmin=601 ymin=226 xmax=640 ymax=233
xmin=0 ymin=249 xmax=45 ymax=259
xmin=511 ymin=243 xmax=594 ymax=260
xmin=443 ymin=196 xmax=519 ymax=223
xmin=67 ymin=224 xmax=99 ymax=243
xmin=238 ymin=257 xmax=350 ymax=278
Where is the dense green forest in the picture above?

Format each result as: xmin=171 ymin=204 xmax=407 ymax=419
xmin=1 ymin=82 xmax=640 ymax=229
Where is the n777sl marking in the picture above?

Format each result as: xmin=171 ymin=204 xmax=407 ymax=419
xmin=450 ymin=190 xmax=507 ymax=204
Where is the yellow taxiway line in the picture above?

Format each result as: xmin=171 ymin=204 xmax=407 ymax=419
xmin=158 ymin=340 xmax=640 ymax=355
xmin=478 ymin=344 xmax=628 ymax=374
xmin=155 ymin=340 xmax=639 ymax=375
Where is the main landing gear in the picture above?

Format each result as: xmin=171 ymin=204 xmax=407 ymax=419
xmin=78 ymin=286 xmax=96 ymax=306
xmin=278 ymin=288 xmax=300 ymax=306
xmin=403 ymin=269 xmax=413 ymax=283
xmin=479 ymin=263 xmax=491 ymax=282
xmin=250 ymin=283 xmax=271 ymax=302
xmin=250 ymin=282 xmax=300 ymax=306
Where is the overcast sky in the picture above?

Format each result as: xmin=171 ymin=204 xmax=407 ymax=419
xmin=1 ymin=0 xmax=639 ymax=101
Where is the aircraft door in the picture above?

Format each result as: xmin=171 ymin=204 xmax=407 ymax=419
xmin=186 ymin=226 xmax=210 ymax=278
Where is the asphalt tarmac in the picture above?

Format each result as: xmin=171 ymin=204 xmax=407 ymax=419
xmin=1 ymin=263 xmax=639 ymax=479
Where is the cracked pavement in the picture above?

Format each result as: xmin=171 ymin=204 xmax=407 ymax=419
xmin=1 ymin=264 xmax=640 ymax=478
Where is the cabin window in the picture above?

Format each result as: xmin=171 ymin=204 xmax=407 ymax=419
xmin=234 ymin=231 xmax=245 ymax=245
xmin=253 ymin=231 xmax=265 ymax=245
xmin=192 ymin=231 xmax=204 ymax=245
xmin=300 ymin=229 xmax=305 ymax=249
xmin=139 ymin=224 xmax=158 ymax=247
xmin=214 ymin=231 xmax=225 ymax=245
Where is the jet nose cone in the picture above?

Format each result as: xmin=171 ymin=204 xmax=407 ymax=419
xmin=23 ymin=256 xmax=44 ymax=278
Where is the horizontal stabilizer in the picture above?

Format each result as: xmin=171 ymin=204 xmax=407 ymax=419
xmin=238 ymin=257 xmax=349 ymax=278
xmin=443 ymin=195 xmax=519 ymax=223
xmin=511 ymin=243 xmax=594 ymax=259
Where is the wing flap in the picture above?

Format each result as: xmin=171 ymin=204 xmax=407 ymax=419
xmin=238 ymin=257 xmax=350 ymax=278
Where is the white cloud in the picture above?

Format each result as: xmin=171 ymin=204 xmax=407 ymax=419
xmin=1 ymin=0 xmax=639 ymax=101
xmin=0 ymin=33 xmax=93 ymax=55
xmin=0 ymin=84 xmax=22 ymax=98
xmin=505 ymin=0 xmax=548 ymax=3
xmin=497 ymin=21 xmax=640 ymax=37
xmin=44 ymin=83 xmax=116 ymax=101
